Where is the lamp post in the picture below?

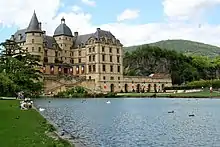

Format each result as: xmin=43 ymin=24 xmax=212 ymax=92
xmin=210 ymin=61 xmax=215 ymax=98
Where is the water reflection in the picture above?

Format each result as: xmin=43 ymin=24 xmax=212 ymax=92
xmin=35 ymin=98 xmax=220 ymax=147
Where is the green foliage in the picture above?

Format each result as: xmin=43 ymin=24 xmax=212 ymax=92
xmin=123 ymin=45 xmax=219 ymax=85
xmin=0 ymin=40 xmax=43 ymax=97
xmin=124 ymin=39 xmax=220 ymax=57
xmin=187 ymin=79 xmax=220 ymax=88
xmin=55 ymin=86 xmax=87 ymax=98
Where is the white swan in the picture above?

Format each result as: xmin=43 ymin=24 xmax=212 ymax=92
xmin=106 ymin=101 xmax=111 ymax=104
xmin=39 ymin=108 xmax=45 ymax=112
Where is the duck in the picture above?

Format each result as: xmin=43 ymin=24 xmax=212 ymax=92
xmin=168 ymin=110 xmax=174 ymax=113
xmin=106 ymin=101 xmax=111 ymax=104
xmin=39 ymin=108 xmax=45 ymax=112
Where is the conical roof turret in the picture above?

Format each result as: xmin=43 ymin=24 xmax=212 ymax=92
xmin=26 ymin=11 xmax=42 ymax=33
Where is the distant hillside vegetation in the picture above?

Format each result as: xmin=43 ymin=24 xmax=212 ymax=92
xmin=124 ymin=39 xmax=220 ymax=57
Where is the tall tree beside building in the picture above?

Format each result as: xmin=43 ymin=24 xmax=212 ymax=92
xmin=0 ymin=40 xmax=43 ymax=97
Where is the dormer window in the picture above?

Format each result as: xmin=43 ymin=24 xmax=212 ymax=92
xmin=32 ymin=33 xmax=35 ymax=36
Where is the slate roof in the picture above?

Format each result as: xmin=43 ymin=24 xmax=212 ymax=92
xmin=54 ymin=18 xmax=73 ymax=37
xmin=26 ymin=11 xmax=42 ymax=33
xmin=12 ymin=29 xmax=55 ymax=49
xmin=11 ymin=26 xmax=121 ymax=49
xmin=12 ymin=29 xmax=26 ymax=42
xmin=73 ymin=28 xmax=121 ymax=48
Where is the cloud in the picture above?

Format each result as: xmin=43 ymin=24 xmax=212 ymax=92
xmin=81 ymin=0 xmax=96 ymax=7
xmin=1 ymin=0 xmax=220 ymax=48
xmin=72 ymin=5 xmax=82 ymax=12
xmin=163 ymin=0 xmax=220 ymax=21
xmin=117 ymin=9 xmax=140 ymax=21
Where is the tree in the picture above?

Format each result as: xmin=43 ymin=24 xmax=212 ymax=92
xmin=0 ymin=40 xmax=43 ymax=97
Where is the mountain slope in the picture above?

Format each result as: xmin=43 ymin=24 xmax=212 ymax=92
xmin=124 ymin=39 xmax=220 ymax=57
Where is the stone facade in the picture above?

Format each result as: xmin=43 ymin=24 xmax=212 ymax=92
xmin=10 ymin=12 xmax=172 ymax=94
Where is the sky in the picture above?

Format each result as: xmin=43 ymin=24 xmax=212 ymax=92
xmin=1 ymin=0 xmax=220 ymax=47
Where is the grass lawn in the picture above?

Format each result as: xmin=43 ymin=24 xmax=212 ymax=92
xmin=0 ymin=100 xmax=73 ymax=147
xmin=117 ymin=90 xmax=220 ymax=98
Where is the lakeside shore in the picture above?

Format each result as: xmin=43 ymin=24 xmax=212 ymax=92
xmin=0 ymin=99 xmax=74 ymax=147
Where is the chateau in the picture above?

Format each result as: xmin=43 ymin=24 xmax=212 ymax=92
xmin=10 ymin=12 xmax=172 ymax=94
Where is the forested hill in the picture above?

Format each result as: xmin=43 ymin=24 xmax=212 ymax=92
xmin=124 ymin=40 xmax=220 ymax=57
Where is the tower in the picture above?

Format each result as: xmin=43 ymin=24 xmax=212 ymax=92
xmin=25 ymin=11 xmax=44 ymax=64
xmin=53 ymin=17 xmax=74 ymax=65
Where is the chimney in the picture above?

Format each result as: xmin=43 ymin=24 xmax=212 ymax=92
xmin=74 ymin=32 xmax=78 ymax=37
xmin=39 ymin=22 xmax=42 ymax=30
xmin=11 ymin=35 xmax=14 ymax=40
xmin=18 ymin=34 xmax=22 ymax=40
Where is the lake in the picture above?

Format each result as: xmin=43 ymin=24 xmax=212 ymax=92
xmin=34 ymin=98 xmax=220 ymax=147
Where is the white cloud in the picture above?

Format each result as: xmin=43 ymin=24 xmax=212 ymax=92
xmin=163 ymin=0 xmax=220 ymax=21
xmin=117 ymin=9 xmax=140 ymax=21
xmin=1 ymin=0 xmax=220 ymax=48
xmin=72 ymin=5 xmax=82 ymax=12
xmin=81 ymin=0 xmax=96 ymax=7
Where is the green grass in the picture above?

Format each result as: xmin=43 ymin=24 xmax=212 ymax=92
xmin=117 ymin=90 xmax=220 ymax=98
xmin=0 ymin=100 xmax=73 ymax=147
xmin=124 ymin=39 xmax=220 ymax=57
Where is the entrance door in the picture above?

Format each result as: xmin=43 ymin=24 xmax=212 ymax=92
xmin=64 ymin=68 xmax=68 ymax=74
xmin=125 ymin=84 xmax=128 ymax=93
xmin=136 ymin=84 xmax=140 ymax=93
xmin=148 ymin=84 xmax=151 ymax=92
xmin=110 ymin=84 xmax=114 ymax=92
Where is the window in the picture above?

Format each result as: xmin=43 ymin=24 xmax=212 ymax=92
xmin=117 ymin=48 xmax=119 ymax=54
xmin=103 ymin=65 xmax=106 ymax=72
xmin=78 ymin=58 xmax=81 ymax=63
xmin=110 ymin=55 xmax=113 ymax=62
xmin=92 ymin=55 xmax=95 ymax=61
xmin=89 ymin=76 xmax=91 ymax=80
xmin=64 ymin=44 xmax=66 ymax=47
xmin=32 ymin=47 xmax=34 ymax=52
xmin=44 ymin=57 xmax=48 ymax=63
xmin=55 ymin=51 xmax=58 ymax=57
xmin=93 ymin=65 xmax=96 ymax=72
xmin=92 ymin=47 xmax=95 ymax=52
xmin=103 ymin=76 xmax=106 ymax=80
xmin=59 ymin=38 xmax=61 ymax=40
xmin=78 ymin=51 xmax=81 ymax=56
xmin=110 ymin=77 xmax=114 ymax=80
xmin=89 ymin=65 xmax=92 ymax=72
xmin=81 ymin=66 xmax=84 ymax=74
xmin=109 ymin=47 xmax=112 ymax=53
xmin=117 ymin=56 xmax=120 ymax=63
xmin=89 ymin=48 xmax=91 ymax=52
xmin=32 ymin=33 xmax=35 ymax=36
xmin=89 ymin=56 xmax=91 ymax=62
xmin=38 ymin=47 xmax=41 ymax=52
xmin=65 ymin=57 xmax=67 ymax=60
xmin=118 ymin=77 xmax=120 ymax=80
xmin=102 ymin=54 xmax=105 ymax=61
xmin=65 ymin=50 xmax=67 ymax=53
xmin=60 ymin=44 xmax=62 ymax=47
xmin=118 ymin=66 xmax=120 ymax=72
xmin=76 ymin=66 xmax=79 ymax=74
xmin=110 ymin=65 xmax=113 ymax=72
xmin=32 ymin=39 xmax=34 ymax=43
xmin=26 ymin=47 xmax=28 ymax=52
xmin=102 ymin=46 xmax=105 ymax=52
xmin=65 ymin=37 xmax=67 ymax=40
xmin=70 ymin=59 xmax=74 ymax=64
